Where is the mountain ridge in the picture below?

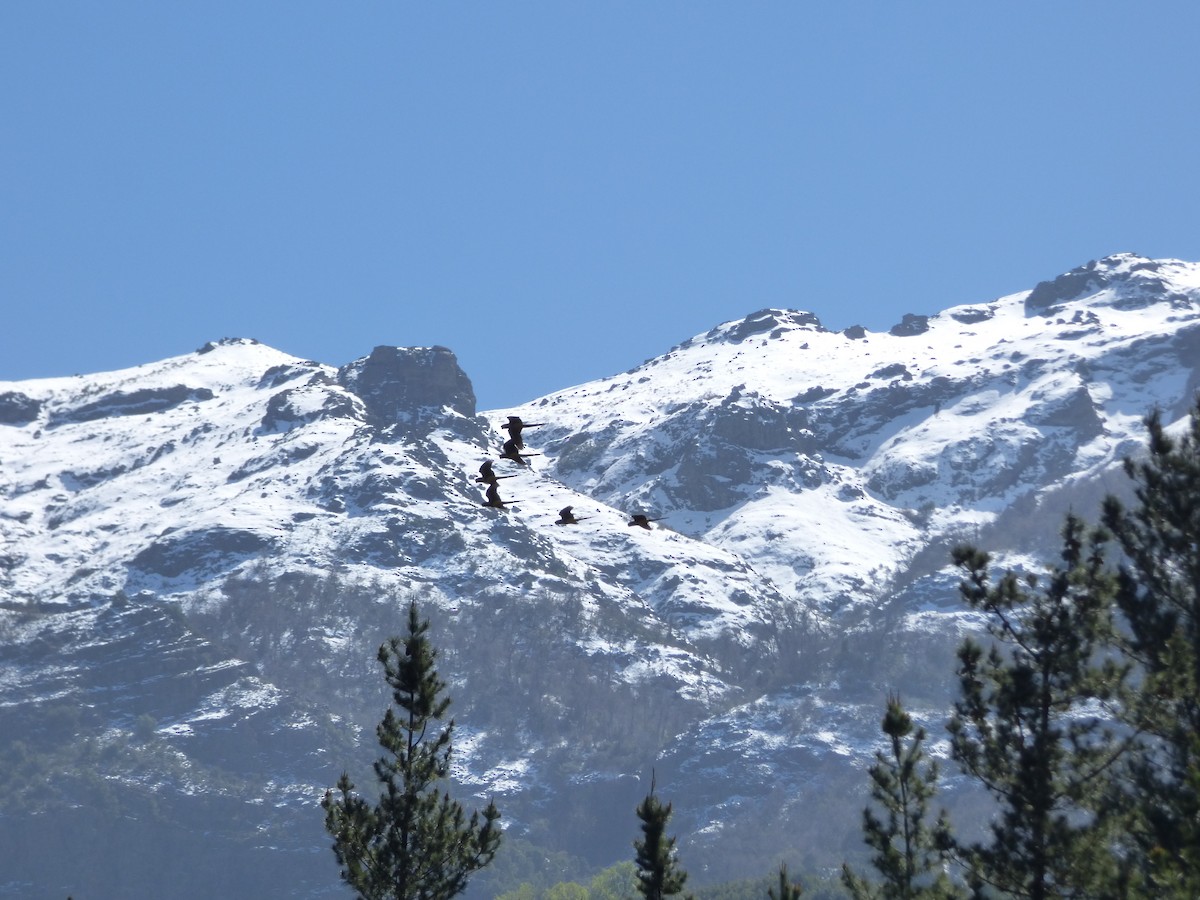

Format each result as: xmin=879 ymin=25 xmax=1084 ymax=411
xmin=2 ymin=251 xmax=1200 ymax=895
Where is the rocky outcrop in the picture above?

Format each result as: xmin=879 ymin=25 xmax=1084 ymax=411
xmin=259 ymin=384 xmax=365 ymax=432
xmin=256 ymin=360 xmax=329 ymax=390
xmin=49 ymin=385 xmax=215 ymax=426
xmin=337 ymin=345 xmax=476 ymax=426
xmin=949 ymin=306 xmax=995 ymax=324
xmin=129 ymin=527 xmax=277 ymax=580
xmin=709 ymin=389 xmax=810 ymax=452
xmin=842 ymin=324 xmax=868 ymax=340
xmin=720 ymin=309 xmax=826 ymax=343
xmin=889 ymin=313 xmax=930 ymax=336
xmin=1025 ymin=253 xmax=1195 ymax=315
xmin=0 ymin=391 xmax=42 ymax=426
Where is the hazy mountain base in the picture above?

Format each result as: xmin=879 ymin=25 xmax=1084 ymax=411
xmin=0 ymin=560 xmax=990 ymax=898
xmin=0 ymin=441 xmax=1129 ymax=895
xmin=0 ymin=567 xmax=733 ymax=895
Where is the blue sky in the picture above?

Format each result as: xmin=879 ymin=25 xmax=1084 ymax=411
xmin=3 ymin=3 xmax=1199 ymax=410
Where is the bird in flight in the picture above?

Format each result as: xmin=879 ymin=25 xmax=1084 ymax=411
xmin=501 ymin=438 xmax=540 ymax=467
xmin=627 ymin=514 xmax=664 ymax=530
xmin=484 ymin=483 xmax=516 ymax=509
xmin=555 ymin=506 xmax=589 ymax=526
xmin=476 ymin=460 xmax=516 ymax=486
xmin=501 ymin=415 xmax=544 ymax=450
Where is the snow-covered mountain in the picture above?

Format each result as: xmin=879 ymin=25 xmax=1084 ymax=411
xmin=2 ymin=252 xmax=1199 ymax=895
xmin=516 ymin=252 xmax=1200 ymax=613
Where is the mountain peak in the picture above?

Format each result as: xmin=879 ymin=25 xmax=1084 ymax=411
xmin=196 ymin=336 xmax=262 ymax=354
xmin=1024 ymin=252 xmax=1197 ymax=315
xmin=705 ymin=308 xmax=827 ymax=345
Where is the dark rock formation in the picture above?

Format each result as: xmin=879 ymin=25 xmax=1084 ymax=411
xmin=256 ymin=361 xmax=329 ymax=390
xmin=709 ymin=392 xmax=811 ymax=452
xmin=888 ymin=314 xmax=930 ymax=336
xmin=1025 ymin=254 xmax=1190 ymax=315
xmin=793 ymin=385 xmax=836 ymax=404
xmin=259 ymin=386 xmax=364 ymax=433
xmin=950 ymin=306 xmax=995 ymax=324
xmin=197 ymin=337 xmax=260 ymax=354
xmin=130 ymin=528 xmax=276 ymax=579
xmin=1027 ymin=384 xmax=1104 ymax=441
xmin=0 ymin=391 xmax=42 ymax=426
xmin=869 ymin=363 xmax=913 ymax=381
xmin=50 ymin=386 xmax=215 ymax=427
xmin=337 ymin=346 xmax=476 ymax=426
xmin=720 ymin=309 xmax=826 ymax=343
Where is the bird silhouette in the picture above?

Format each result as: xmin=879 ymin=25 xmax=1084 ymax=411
xmin=475 ymin=460 xmax=516 ymax=486
xmin=555 ymin=506 xmax=589 ymax=526
xmin=501 ymin=415 xmax=544 ymax=450
xmin=484 ymin=483 xmax=515 ymax=509
xmin=500 ymin=438 xmax=540 ymax=466
xmin=627 ymin=513 xmax=664 ymax=530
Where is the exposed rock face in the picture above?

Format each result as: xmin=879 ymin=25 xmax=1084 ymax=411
xmin=49 ymin=385 xmax=215 ymax=426
xmin=256 ymin=360 xmax=328 ymax=390
xmin=337 ymin=345 xmax=476 ymax=426
xmin=1025 ymin=253 xmax=1196 ymax=314
xmin=129 ymin=527 xmax=277 ymax=580
xmin=259 ymin=384 xmax=364 ymax=432
xmin=889 ymin=313 xmax=930 ymax=336
xmin=868 ymin=362 xmax=913 ymax=381
xmin=0 ymin=391 xmax=41 ymax=425
xmin=720 ymin=309 xmax=826 ymax=342
xmin=709 ymin=392 xmax=808 ymax=452
xmin=950 ymin=305 xmax=995 ymax=324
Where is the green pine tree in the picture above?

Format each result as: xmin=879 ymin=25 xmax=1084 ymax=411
xmin=633 ymin=779 xmax=691 ymax=900
xmin=946 ymin=516 xmax=1126 ymax=899
xmin=321 ymin=601 xmax=501 ymax=900
xmin=841 ymin=696 xmax=961 ymax=900
xmin=1101 ymin=401 xmax=1200 ymax=896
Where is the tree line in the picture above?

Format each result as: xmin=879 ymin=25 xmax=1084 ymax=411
xmin=321 ymin=402 xmax=1200 ymax=899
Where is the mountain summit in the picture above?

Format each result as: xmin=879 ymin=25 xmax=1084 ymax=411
xmin=2 ymin=253 xmax=1199 ymax=895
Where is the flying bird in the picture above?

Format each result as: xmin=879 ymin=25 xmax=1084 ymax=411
xmin=475 ymin=460 xmax=516 ymax=486
xmin=501 ymin=415 xmax=545 ymax=450
xmin=627 ymin=514 xmax=664 ymax=530
xmin=483 ymin=483 xmax=515 ymax=509
xmin=500 ymin=438 xmax=540 ymax=467
xmin=555 ymin=506 xmax=589 ymax=526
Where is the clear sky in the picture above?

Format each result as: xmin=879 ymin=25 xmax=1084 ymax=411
xmin=4 ymin=3 xmax=1199 ymax=410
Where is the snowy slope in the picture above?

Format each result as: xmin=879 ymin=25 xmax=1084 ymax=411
xmin=0 ymin=338 xmax=789 ymax=659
